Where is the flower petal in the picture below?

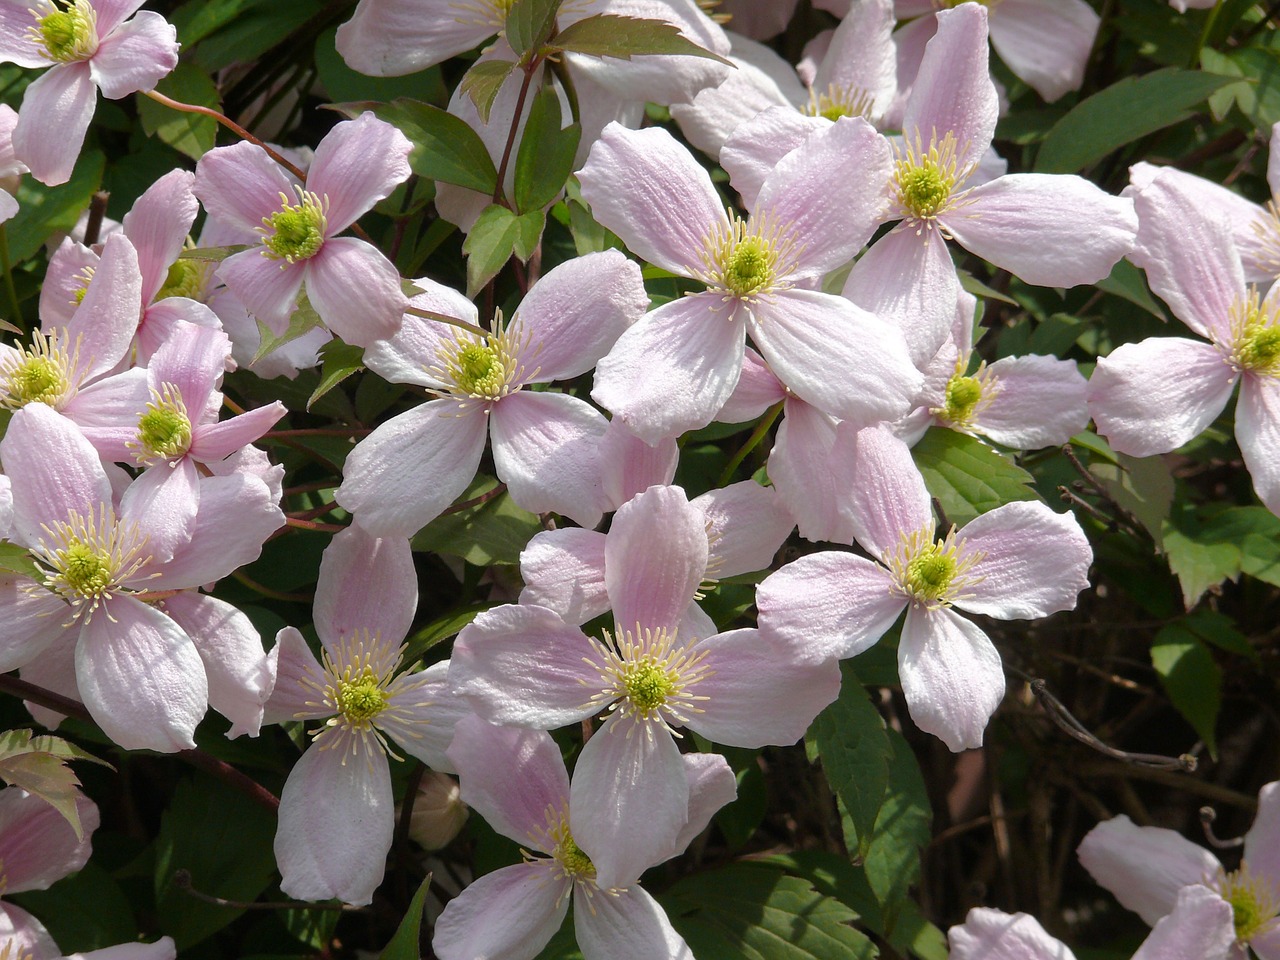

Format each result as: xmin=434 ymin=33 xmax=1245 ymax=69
xmin=261 ymin=626 xmax=328 ymax=726
xmin=0 ymin=787 xmax=97 ymax=892
xmin=693 ymin=480 xmax=794 ymax=579
xmin=598 ymin=418 xmax=679 ymax=514
xmin=721 ymin=105 xmax=827 ymax=210
xmin=842 ymin=423 xmax=934 ymax=560
xmin=194 ymin=140 xmax=296 ymax=236
xmin=519 ymin=527 xmax=609 ymax=626
xmin=215 ymin=248 xmax=306 ymax=335
xmin=314 ymin=525 xmax=416 ymax=651
xmin=1244 ymin=780 xmax=1280 ymax=891
xmin=307 ymin=113 xmax=411 ymax=232
xmin=14 ymin=63 xmax=96 ymax=186
xmin=988 ymin=0 xmax=1097 ymax=102
xmin=575 ymin=884 xmax=694 ymax=960
xmin=123 ymin=169 xmax=198 ymax=303
xmin=1131 ymin=885 xmax=1236 ymax=960
xmin=948 ymin=908 xmax=1076 ymax=960
xmin=118 ymin=458 xmax=199 ymax=566
xmin=307 ymin=237 xmax=406 ymax=346
xmin=432 ymin=860 xmax=569 ymax=960
xmin=769 ymin=397 xmax=855 ymax=543
xmin=63 ymin=232 xmax=143 ymax=379
xmin=88 ymin=9 xmax=177 ymax=99
xmin=335 ymin=0 xmax=494 ymax=75
xmin=1237 ymin=378 xmax=1280 ymax=517
xmin=976 ymin=354 xmax=1089 ymax=449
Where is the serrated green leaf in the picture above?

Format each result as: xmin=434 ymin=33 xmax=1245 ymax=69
xmin=8 ymin=149 xmax=104 ymax=263
xmin=253 ymin=290 xmax=326 ymax=363
xmin=513 ymin=208 xmax=545 ymax=261
xmin=412 ymin=475 xmax=543 ymax=565
xmin=911 ymin=429 xmax=1038 ymax=528
xmin=463 ymin=205 xmax=543 ymax=295
xmin=1161 ymin=504 xmax=1245 ymax=609
xmin=661 ymin=863 xmax=877 ymax=960
xmin=0 ymin=542 xmax=40 ymax=581
xmin=507 ymin=0 xmax=561 ymax=60
xmin=1151 ymin=623 xmax=1220 ymax=757
xmin=330 ymin=98 xmax=498 ymax=195
xmin=378 ymin=873 xmax=432 ymax=960
xmin=549 ymin=14 xmax=732 ymax=65
xmin=1184 ymin=608 xmax=1256 ymax=660
xmin=308 ymin=340 xmax=364 ymax=411
xmin=514 ymin=87 xmax=581 ymax=213
xmin=857 ymin=729 xmax=931 ymax=926
xmin=807 ymin=662 xmax=890 ymax=859
xmin=1036 ymin=68 xmax=1239 ymax=173
xmin=137 ymin=63 xmax=220 ymax=160
xmin=461 ymin=59 xmax=518 ymax=123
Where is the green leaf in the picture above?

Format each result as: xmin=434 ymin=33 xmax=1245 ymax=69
xmin=136 ymin=63 xmax=220 ymax=160
xmin=807 ymin=662 xmax=890 ymax=859
xmin=549 ymin=14 xmax=733 ymax=65
xmin=463 ymin=204 xmax=544 ymax=296
xmin=331 ymin=98 xmax=498 ymax=195
xmin=1094 ymin=258 xmax=1167 ymax=319
xmin=856 ymin=729 xmax=932 ymax=926
xmin=378 ymin=873 xmax=432 ymax=960
xmin=412 ymin=475 xmax=543 ymax=565
xmin=12 ymin=862 xmax=136 ymax=951
xmin=1152 ymin=623 xmax=1221 ymax=757
xmin=1183 ymin=608 xmax=1256 ymax=660
xmin=507 ymin=0 xmax=561 ymax=60
xmin=911 ymin=429 xmax=1038 ymax=528
xmin=1035 ymin=68 xmax=1239 ymax=173
xmin=308 ymin=339 xmax=364 ymax=411
xmin=253 ymin=290 xmax=326 ymax=363
xmin=1161 ymin=504 xmax=1248 ymax=609
xmin=514 ymin=87 xmax=581 ymax=213
xmin=404 ymin=602 xmax=500 ymax=663
xmin=1089 ymin=452 xmax=1175 ymax=547
xmin=154 ymin=773 xmax=279 ymax=949
xmin=184 ymin=0 xmax=314 ymax=71
xmin=461 ymin=59 xmax=518 ymax=123
xmin=0 ymin=542 xmax=40 ymax=581
xmin=0 ymin=730 xmax=111 ymax=840
xmin=661 ymin=863 xmax=877 ymax=960
xmin=7 ymin=149 xmax=104 ymax=263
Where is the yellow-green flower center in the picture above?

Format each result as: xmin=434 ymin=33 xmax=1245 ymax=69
xmin=895 ymin=132 xmax=968 ymax=222
xmin=944 ymin=375 xmax=983 ymax=422
xmin=156 ymin=259 xmax=209 ymax=302
xmin=723 ymin=236 xmax=772 ymax=297
xmin=261 ymin=190 xmax=328 ymax=262
xmin=1228 ymin=290 xmax=1280 ymax=376
xmin=432 ymin=314 xmax=530 ymax=404
xmin=335 ymin=672 xmax=389 ymax=725
xmin=31 ymin=0 xmax=97 ymax=63
xmin=554 ymin=828 xmax=595 ymax=880
xmin=133 ymin=384 xmax=192 ymax=463
xmin=454 ymin=343 xmax=506 ymax=397
xmin=1217 ymin=865 xmax=1280 ymax=943
xmin=622 ymin=658 xmax=676 ymax=714
xmin=585 ymin=625 xmax=713 ymax=733
xmin=59 ymin=542 xmax=113 ymax=597
xmin=36 ymin=506 xmax=150 ymax=612
xmin=702 ymin=214 xmax=799 ymax=302
xmin=891 ymin=527 xmax=985 ymax=608
xmin=905 ymin=545 xmax=957 ymax=603
xmin=2 ymin=333 xmax=79 ymax=410
xmin=803 ymin=85 xmax=875 ymax=123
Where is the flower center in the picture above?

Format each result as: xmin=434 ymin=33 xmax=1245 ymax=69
xmin=455 ymin=343 xmax=506 ymax=396
xmin=894 ymin=131 xmax=970 ymax=222
xmin=30 ymin=0 xmax=98 ymax=63
xmin=35 ymin=505 xmax=150 ymax=613
xmin=335 ymin=672 xmax=388 ymax=725
xmin=890 ymin=526 xmax=984 ymax=608
xmin=1218 ymin=864 xmax=1280 ymax=943
xmin=622 ymin=659 xmax=676 ymax=713
xmin=156 ymin=258 xmax=209 ymax=302
xmin=701 ymin=214 xmax=799 ymax=303
xmin=431 ymin=313 xmax=534 ymax=404
xmin=584 ymin=625 xmax=713 ymax=735
xmin=1229 ymin=291 xmax=1280 ymax=376
xmin=803 ymin=84 xmax=875 ymax=123
xmin=1 ymin=332 xmax=80 ymax=410
xmin=551 ymin=821 xmax=596 ymax=881
xmin=132 ymin=384 xmax=193 ymax=464
xmin=260 ymin=189 xmax=328 ymax=263
xmin=936 ymin=360 xmax=998 ymax=428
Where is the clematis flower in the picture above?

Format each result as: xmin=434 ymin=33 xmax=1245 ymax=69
xmin=756 ymin=424 xmax=1092 ymax=751
xmin=450 ymin=484 xmax=840 ymax=888
xmin=336 ymin=250 xmax=647 ymax=536
xmin=1078 ymin=782 xmax=1280 ymax=960
xmin=433 ymin=715 xmax=735 ymax=960
xmin=0 ymin=105 xmax=26 ymax=223
xmin=0 ymin=0 xmax=178 ymax=185
xmin=578 ymin=116 xmax=921 ymax=443
xmin=263 ymin=525 xmax=470 ymax=905
xmin=192 ymin=112 xmax=411 ymax=348
xmin=1089 ymin=169 xmax=1280 ymax=516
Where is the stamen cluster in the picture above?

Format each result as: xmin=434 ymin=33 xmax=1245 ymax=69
xmin=582 ymin=625 xmax=713 ymax=736
xmin=34 ymin=505 xmax=151 ymax=613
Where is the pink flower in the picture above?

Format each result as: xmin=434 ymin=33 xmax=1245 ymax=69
xmin=1078 ymin=782 xmax=1280 ymax=960
xmin=192 ymin=112 xmax=411 ymax=347
xmin=0 ymin=105 xmax=27 ymax=223
xmin=0 ymin=0 xmax=178 ymax=185
xmin=948 ymin=908 xmax=1078 ymax=960
xmin=757 ymin=424 xmax=1092 ymax=751
xmin=450 ymin=484 xmax=840 ymax=888
xmin=432 ymin=715 xmax=735 ymax=960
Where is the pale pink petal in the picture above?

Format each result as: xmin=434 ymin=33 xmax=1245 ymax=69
xmin=843 ymin=225 xmax=960 ymax=367
xmin=569 ymin=713 xmax=687 ymax=890
xmin=689 ymin=628 xmax=842 ymax=747
xmin=598 ymin=418 xmax=679 ymax=514
xmin=659 ymin=752 xmax=737 ymax=864
xmin=944 ymin=175 xmax=1136 ymax=288
xmin=902 ymin=4 xmax=996 ymax=170
xmin=989 ymin=0 xmax=1097 ymax=102
xmin=1244 ymin=780 xmax=1280 ymax=887
xmin=592 ymin=292 xmax=746 ymax=445
xmin=976 ymin=354 xmax=1088 ymax=448
xmin=66 ymin=938 xmax=177 ymax=960
xmin=0 ymin=575 xmax=70 ymax=673
xmin=754 ymin=116 xmax=894 ymax=275
xmin=160 ymin=592 xmax=273 ymax=738
xmin=606 ymin=485 xmax=707 ymax=635
xmin=193 ymin=141 xmax=297 ymax=235
xmin=432 ymin=861 xmax=570 ymax=960
xmin=14 ymin=62 xmax=96 ymax=186
xmin=39 ymin=239 xmax=97 ymax=330
xmin=275 ymin=743 xmax=392 ymax=905
xmin=0 ymin=787 xmax=97 ymax=891
xmin=314 ymin=525 xmax=416 ymax=650
xmin=1077 ymin=814 xmax=1222 ymax=925
xmin=1088 ymin=337 xmax=1237 ymax=457
xmin=335 ymin=0 xmax=495 ymax=76
xmin=77 ymin=595 xmax=207 ymax=752
xmin=511 ymin=250 xmax=648 ymax=381
xmin=1270 ymin=122 xmax=1280 ymax=205
xmin=815 ymin=0 xmax=898 ymax=119
xmin=1128 ymin=170 xmax=1245 ymax=340
xmin=92 ymin=0 xmax=148 ymax=37
xmin=769 ymin=397 xmax=854 ymax=543
xmin=1255 ymin=928 xmax=1280 ymax=960
xmin=1 ymin=404 xmax=112 ymax=547
xmin=955 ymin=501 xmax=1092 ymax=619
xmin=335 ymin=399 xmax=487 ymax=538
xmin=188 ymin=401 xmax=287 ymax=462
xmin=0 ymin=1 xmax=53 ymax=67
xmin=1132 ymin=885 xmax=1236 ymax=960
xmin=307 ymin=113 xmax=411 ymax=232
xmin=693 ymin=481 xmax=793 ymax=578
xmin=717 ymin=347 xmax=785 ymax=424
xmin=62 ymin=232 xmax=142 ymax=379
xmin=60 ymin=369 xmax=148 ymax=464
xmin=450 ymin=604 xmax=600 ymax=728
xmin=118 ymin=458 xmax=199 ymax=565
xmin=575 ymin=884 xmax=694 ymax=960
xmin=490 ymin=391 xmax=607 ymax=528
xmin=578 ymin=123 xmax=729 ymax=277
xmin=306 ymin=237 xmax=406 ymax=346
xmin=749 ymin=289 xmax=920 ymax=425
xmin=261 ymin=627 xmax=329 ymax=726
xmin=1236 ymin=378 xmax=1280 ymax=517
xmin=756 ymin=551 xmax=904 ymax=662
xmin=145 ymin=323 xmax=227 ymax=414
xmin=0 ymin=904 xmax=59 ymax=960
xmin=898 ymin=605 xmax=1004 ymax=752
xmin=88 ymin=10 xmax=177 ymax=98
xmin=123 ymin=169 xmax=198 ymax=303
xmin=721 ymin=106 xmax=827 ymax=211
xmin=216 ymin=249 xmax=306 ymax=335
xmin=715 ymin=0 xmax=798 ymax=40
xmin=381 ymin=659 xmax=470 ymax=771
xmin=948 ymin=908 xmax=1075 ymax=960
xmin=18 ymin=628 xmax=80 ymax=731
xmin=364 ymin=282 xmax=470 ymax=389
xmin=446 ymin=715 xmax=569 ymax=850
xmin=843 ymin=423 xmax=934 ymax=561
xmin=519 ymin=528 xmax=609 ymax=626
xmin=889 ymin=13 xmax=937 ymax=124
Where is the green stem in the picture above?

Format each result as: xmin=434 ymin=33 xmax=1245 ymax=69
xmin=1193 ymin=1 xmax=1224 ymax=66
xmin=404 ymin=305 xmax=489 ymax=338
xmin=0 ymin=225 xmax=20 ymax=328
xmin=717 ymin=400 xmax=784 ymax=487
xmin=494 ymin=59 xmax=541 ymax=208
